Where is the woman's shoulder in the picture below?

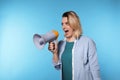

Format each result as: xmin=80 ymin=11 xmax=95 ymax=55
xmin=79 ymin=35 xmax=92 ymax=40
xmin=58 ymin=39 xmax=65 ymax=46
xmin=58 ymin=39 xmax=64 ymax=43
xmin=78 ymin=35 xmax=95 ymax=44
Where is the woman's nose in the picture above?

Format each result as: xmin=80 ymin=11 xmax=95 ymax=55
xmin=62 ymin=25 xmax=65 ymax=30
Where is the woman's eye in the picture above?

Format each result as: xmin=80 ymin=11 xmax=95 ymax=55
xmin=65 ymin=22 xmax=69 ymax=25
xmin=61 ymin=22 xmax=69 ymax=26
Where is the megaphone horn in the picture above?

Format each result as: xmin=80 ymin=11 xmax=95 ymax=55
xmin=33 ymin=30 xmax=59 ymax=50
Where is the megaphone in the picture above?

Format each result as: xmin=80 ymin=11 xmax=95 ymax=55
xmin=33 ymin=30 xmax=59 ymax=50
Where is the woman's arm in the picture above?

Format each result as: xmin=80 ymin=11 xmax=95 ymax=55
xmin=48 ymin=42 xmax=61 ymax=70
xmin=88 ymin=39 xmax=101 ymax=80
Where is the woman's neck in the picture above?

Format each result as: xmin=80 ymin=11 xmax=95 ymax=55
xmin=66 ymin=37 xmax=75 ymax=42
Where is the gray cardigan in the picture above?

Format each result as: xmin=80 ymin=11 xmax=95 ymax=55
xmin=53 ymin=35 xmax=101 ymax=80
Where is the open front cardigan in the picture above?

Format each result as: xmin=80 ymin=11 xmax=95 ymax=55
xmin=53 ymin=35 xmax=101 ymax=80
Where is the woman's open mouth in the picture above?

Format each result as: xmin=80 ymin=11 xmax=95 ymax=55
xmin=64 ymin=30 xmax=69 ymax=33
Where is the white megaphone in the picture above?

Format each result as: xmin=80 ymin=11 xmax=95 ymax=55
xmin=33 ymin=30 xmax=59 ymax=50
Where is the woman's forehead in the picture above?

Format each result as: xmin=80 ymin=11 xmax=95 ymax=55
xmin=62 ymin=17 xmax=67 ymax=22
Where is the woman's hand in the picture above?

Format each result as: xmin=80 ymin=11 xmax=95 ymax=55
xmin=48 ymin=42 xmax=59 ymax=63
xmin=48 ymin=42 xmax=58 ymax=54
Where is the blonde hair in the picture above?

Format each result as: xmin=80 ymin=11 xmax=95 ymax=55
xmin=62 ymin=11 xmax=82 ymax=39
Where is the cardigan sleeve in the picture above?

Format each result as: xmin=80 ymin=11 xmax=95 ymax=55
xmin=88 ymin=39 xmax=101 ymax=80
xmin=52 ymin=59 xmax=62 ymax=70
xmin=52 ymin=40 xmax=64 ymax=70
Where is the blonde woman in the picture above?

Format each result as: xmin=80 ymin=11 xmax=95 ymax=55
xmin=48 ymin=11 xmax=101 ymax=80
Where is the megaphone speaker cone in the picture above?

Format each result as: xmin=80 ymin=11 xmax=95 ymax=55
xmin=33 ymin=34 xmax=45 ymax=50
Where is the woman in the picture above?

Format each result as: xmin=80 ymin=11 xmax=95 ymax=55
xmin=48 ymin=11 xmax=101 ymax=80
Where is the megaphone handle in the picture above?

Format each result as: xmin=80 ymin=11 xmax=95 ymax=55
xmin=52 ymin=39 xmax=58 ymax=50
xmin=53 ymin=39 xmax=58 ymax=44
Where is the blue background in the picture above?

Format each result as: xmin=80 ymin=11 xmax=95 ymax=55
xmin=0 ymin=0 xmax=120 ymax=80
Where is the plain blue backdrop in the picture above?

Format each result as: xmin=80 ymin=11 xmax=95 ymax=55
xmin=0 ymin=0 xmax=120 ymax=80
